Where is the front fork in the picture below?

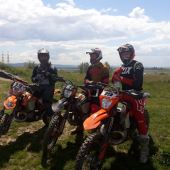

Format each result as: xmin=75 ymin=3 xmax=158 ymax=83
xmin=0 ymin=108 xmax=5 ymax=119
xmin=0 ymin=108 xmax=16 ymax=135
xmin=54 ymin=98 xmax=69 ymax=135
xmin=57 ymin=114 xmax=67 ymax=135
xmin=98 ymin=117 xmax=114 ymax=161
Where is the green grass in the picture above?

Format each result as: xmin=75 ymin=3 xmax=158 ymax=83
xmin=0 ymin=68 xmax=170 ymax=170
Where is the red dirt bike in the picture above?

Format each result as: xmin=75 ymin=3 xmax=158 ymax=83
xmin=75 ymin=84 xmax=150 ymax=170
xmin=41 ymin=80 xmax=106 ymax=165
xmin=0 ymin=76 xmax=63 ymax=136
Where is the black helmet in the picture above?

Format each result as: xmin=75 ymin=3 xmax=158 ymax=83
xmin=86 ymin=48 xmax=103 ymax=64
xmin=117 ymin=44 xmax=135 ymax=65
xmin=37 ymin=48 xmax=50 ymax=64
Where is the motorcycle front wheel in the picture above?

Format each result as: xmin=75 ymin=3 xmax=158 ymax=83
xmin=42 ymin=114 xmax=63 ymax=165
xmin=75 ymin=132 xmax=105 ymax=170
xmin=42 ymin=114 xmax=51 ymax=126
xmin=0 ymin=109 xmax=13 ymax=136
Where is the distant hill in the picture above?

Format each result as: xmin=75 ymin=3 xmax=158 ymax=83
xmin=5 ymin=63 xmax=170 ymax=72
xmin=8 ymin=63 xmax=25 ymax=67
xmin=7 ymin=63 xmax=79 ymax=70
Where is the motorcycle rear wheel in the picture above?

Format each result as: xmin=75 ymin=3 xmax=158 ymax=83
xmin=75 ymin=132 xmax=104 ymax=170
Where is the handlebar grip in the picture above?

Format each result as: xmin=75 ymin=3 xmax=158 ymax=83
xmin=85 ymin=83 xmax=106 ymax=90
xmin=55 ymin=77 xmax=65 ymax=82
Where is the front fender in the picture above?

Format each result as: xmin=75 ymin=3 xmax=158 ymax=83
xmin=52 ymin=98 xmax=68 ymax=113
xmin=83 ymin=109 xmax=109 ymax=130
xmin=3 ymin=95 xmax=17 ymax=111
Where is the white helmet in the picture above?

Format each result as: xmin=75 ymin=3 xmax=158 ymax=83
xmin=86 ymin=48 xmax=102 ymax=64
xmin=37 ymin=48 xmax=50 ymax=64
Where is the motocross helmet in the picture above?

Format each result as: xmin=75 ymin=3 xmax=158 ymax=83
xmin=117 ymin=44 xmax=135 ymax=65
xmin=37 ymin=48 xmax=50 ymax=64
xmin=86 ymin=48 xmax=103 ymax=64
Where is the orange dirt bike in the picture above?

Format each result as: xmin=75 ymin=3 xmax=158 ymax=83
xmin=0 ymin=75 xmax=63 ymax=136
xmin=75 ymin=85 xmax=150 ymax=170
xmin=41 ymin=81 xmax=106 ymax=164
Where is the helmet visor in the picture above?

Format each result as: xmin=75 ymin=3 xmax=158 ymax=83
xmin=38 ymin=53 xmax=49 ymax=64
xmin=117 ymin=46 xmax=130 ymax=53
xmin=120 ymin=52 xmax=132 ymax=65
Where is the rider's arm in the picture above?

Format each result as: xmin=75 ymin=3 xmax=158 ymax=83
xmin=112 ymin=67 xmax=134 ymax=86
xmin=84 ymin=67 xmax=93 ymax=84
xmin=51 ymin=66 xmax=58 ymax=76
xmin=45 ymin=65 xmax=59 ymax=83
xmin=31 ymin=66 xmax=38 ymax=83
xmin=133 ymin=62 xmax=144 ymax=91
xmin=120 ymin=77 xmax=134 ymax=86
xmin=101 ymin=65 xmax=109 ymax=84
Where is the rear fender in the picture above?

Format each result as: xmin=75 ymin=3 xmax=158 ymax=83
xmin=83 ymin=109 xmax=109 ymax=130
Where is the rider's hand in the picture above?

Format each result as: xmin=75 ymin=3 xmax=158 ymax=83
xmin=112 ymin=74 xmax=121 ymax=82
xmin=32 ymin=77 xmax=39 ymax=83
xmin=112 ymin=72 xmax=121 ymax=82
xmin=44 ymin=72 xmax=51 ymax=77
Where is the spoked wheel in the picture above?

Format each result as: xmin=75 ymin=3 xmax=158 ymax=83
xmin=42 ymin=114 xmax=52 ymax=126
xmin=0 ymin=110 xmax=13 ymax=136
xmin=75 ymin=132 xmax=105 ymax=170
xmin=0 ymin=109 xmax=4 ymax=120
xmin=42 ymin=114 xmax=63 ymax=166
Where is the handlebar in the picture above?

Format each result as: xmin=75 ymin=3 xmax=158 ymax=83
xmin=13 ymin=77 xmax=28 ymax=85
xmin=54 ymin=76 xmax=65 ymax=82
xmin=120 ymin=89 xmax=151 ymax=99
xmin=84 ymin=82 xmax=107 ymax=90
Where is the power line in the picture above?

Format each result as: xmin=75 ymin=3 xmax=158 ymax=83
xmin=1 ymin=52 xmax=4 ymax=63
xmin=1 ymin=51 xmax=10 ymax=63
xmin=7 ymin=51 xmax=9 ymax=63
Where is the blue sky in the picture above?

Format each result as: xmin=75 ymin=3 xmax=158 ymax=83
xmin=43 ymin=0 xmax=170 ymax=21
xmin=0 ymin=0 xmax=170 ymax=67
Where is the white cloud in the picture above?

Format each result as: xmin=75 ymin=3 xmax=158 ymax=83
xmin=100 ymin=8 xmax=118 ymax=14
xmin=0 ymin=0 xmax=170 ymax=67
xmin=62 ymin=0 xmax=75 ymax=6
xmin=129 ymin=7 xmax=149 ymax=21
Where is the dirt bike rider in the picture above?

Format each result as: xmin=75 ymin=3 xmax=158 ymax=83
xmin=71 ymin=48 xmax=109 ymax=134
xmin=112 ymin=44 xmax=149 ymax=163
xmin=31 ymin=48 xmax=58 ymax=117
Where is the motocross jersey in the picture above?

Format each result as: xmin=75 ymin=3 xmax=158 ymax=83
xmin=120 ymin=60 xmax=144 ymax=91
xmin=84 ymin=62 xmax=109 ymax=84
xmin=31 ymin=63 xmax=58 ymax=86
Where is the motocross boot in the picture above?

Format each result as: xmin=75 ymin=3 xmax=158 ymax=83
xmin=138 ymin=135 xmax=150 ymax=163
